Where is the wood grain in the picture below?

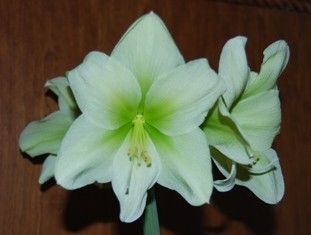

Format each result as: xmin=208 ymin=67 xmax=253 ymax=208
xmin=0 ymin=0 xmax=310 ymax=234
xmin=213 ymin=0 xmax=311 ymax=14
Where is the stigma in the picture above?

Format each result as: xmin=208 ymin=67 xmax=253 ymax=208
xmin=127 ymin=114 xmax=152 ymax=167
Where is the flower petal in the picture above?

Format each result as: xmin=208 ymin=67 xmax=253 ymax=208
xmin=112 ymin=131 xmax=161 ymax=223
xmin=19 ymin=111 xmax=74 ymax=157
xmin=39 ymin=155 xmax=56 ymax=184
xmin=213 ymin=162 xmax=237 ymax=192
xmin=213 ymin=148 xmax=284 ymax=204
xmin=145 ymin=59 xmax=224 ymax=136
xmin=68 ymin=52 xmax=141 ymax=130
xmin=203 ymin=104 xmax=252 ymax=165
xmin=219 ymin=36 xmax=249 ymax=108
xmin=111 ymin=12 xmax=184 ymax=94
xmin=149 ymin=127 xmax=213 ymax=205
xmin=231 ymin=90 xmax=281 ymax=150
xmin=243 ymin=40 xmax=289 ymax=97
xmin=237 ymin=149 xmax=285 ymax=204
xmin=55 ymin=115 xmax=130 ymax=189
xmin=45 ymin=76 xmax=77 ymax=115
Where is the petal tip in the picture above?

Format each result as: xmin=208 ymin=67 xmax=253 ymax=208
xmin=18 ymin=125 xmax=36 ymax=157
xmin=119 ymin=214 xmax=137 ymax=223
xmin=226 ymin=36 xmax=248 ymax=47
xmin=81 ymin=51 xmax=109 ymax=69
xmin=144 ymin=11 xmax=161 ymax=21
xmin=54 ymin=173 xmax=73 ymax=190
xmin=263 ymin=40 xmax=290 ymax=65
xmin=38 ymin=176 xmax=46 ymax=185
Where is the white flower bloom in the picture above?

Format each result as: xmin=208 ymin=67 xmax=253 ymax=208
xmin=203 ymin=36 xmax=289 ymax=204
xmin=54 ymin=12 xmax=224 ymax=222
xmin=19 ymin=77 xmax=78 ymax=183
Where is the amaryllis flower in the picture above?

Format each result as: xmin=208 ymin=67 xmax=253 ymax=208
xmin=54 ymin=12 xmax=224 ymax=222
xmin=203 ymin=36 xmax=289 ymax=203
xmin=19 ymin=77 xmax=78 ymax=183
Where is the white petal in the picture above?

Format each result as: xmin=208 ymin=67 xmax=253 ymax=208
xmin=68 ymin=52 xmax=141 ymax=130
xmin=211 ymin=147 xmax=233 ymax=176
xmin=149 ymin=127 xmax=213 ymax=205
xmin=203 ymin=103 xmax=252 ymax=165
xmin=112 ymin=131 xmax=161 ymax=223
xmin=55 ymin=115 xmax=130 ymax=189
xmin=213 ymin=163 xmax=237 ymax=192
xmin=111 ymin=12 xmax=184 ymax=94
xmin=19 ymin=111 xmax=74 ymax=157
xmin=39 ymin=155 xmax=56 ymax=184
xmin=145 ymin=59 xmax=224 ymax=136
xmin=45 ymin=76 xmax=77 ymax=114
xmin=219 ymin=36 xmax=250 ymax=108
xmin=237 ymin=149 xmax=285 ymax=204
xmin=243 ymin=40 xmax=289 ymax=97
xmin=213 ymin=148 xmax=284 ymax=204
xmin=231 ymin=90 xmax=281 ymax=150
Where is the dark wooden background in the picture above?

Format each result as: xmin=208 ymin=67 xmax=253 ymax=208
xmin=1 ymin=0 xmax=310 ymax=234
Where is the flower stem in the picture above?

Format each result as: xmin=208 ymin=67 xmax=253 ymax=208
xmin=143 ymin=188 xmax=160 ymax=235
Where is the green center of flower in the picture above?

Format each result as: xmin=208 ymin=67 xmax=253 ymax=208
xmin=127 ymin=114 xmax=152 ymax=167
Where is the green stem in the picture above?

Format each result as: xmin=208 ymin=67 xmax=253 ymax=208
xmin=143 ymin=188 xmax=160 ymax=235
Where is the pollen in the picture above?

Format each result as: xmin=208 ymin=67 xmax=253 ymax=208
xmin=127 ymin=114 xmax=152 ymax=167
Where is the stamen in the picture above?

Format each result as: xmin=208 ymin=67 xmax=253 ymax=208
xmin=246 ymin=146 xmax=260 ymax=167
xmin=127 ymin=114 xmax=152 ymax=167
xmin=247 ymin=158 xmax=279 ymax=174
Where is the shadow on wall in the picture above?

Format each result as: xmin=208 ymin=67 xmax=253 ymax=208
xmin=211 ymin=187 xmax=276 ymax=235
xmin=61 ymin=184 xmax=276 ymax=235
xmin=62 ymin=184 xmax=143 ymax=234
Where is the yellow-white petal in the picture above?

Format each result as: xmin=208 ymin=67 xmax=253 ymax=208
xmin=243 ymin=40 xmax=289 ymax=97
xmin=238 ymin=149 xmax=284 ymax=204
xmin=19 ymin=111 xmax=74 ymax=157
xmin=45 ymin=76 xmax=77 ymax=115
xmin=231 ymin=90 xmax=281 ymax=150
xmin=213 ymin=162 xmax=237 ymax=192
xmin=112 ymin=131 xmax=161 ymax=223
xmin=39 ymin=155 xmax=56 ymax=184
xmin=213 ymin=148 xmax=284 ymax=204
xmin=145 ymin=59 xmax=224 ymax=136
xmin=55 ymin=115 xmax=130 ymax=189
xmin=149 ymin=127 xmax=213 ymax=205
xmin=68 ymin=52 xmax=141 ymax=130
xmin=203 ymin=104 xmax=252 ymax=165
xmin=111 ymin=12 xmax=184 ymax=94
xmin=219 ymin=36 xmax=250 ymax=108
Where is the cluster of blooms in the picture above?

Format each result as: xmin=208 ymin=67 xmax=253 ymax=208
xmin=19 ymin=12 xmax=289 ymax=223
